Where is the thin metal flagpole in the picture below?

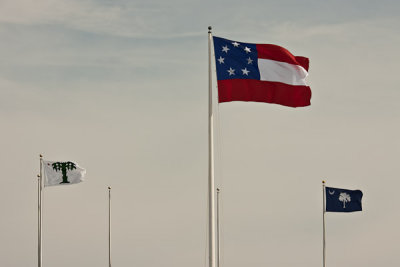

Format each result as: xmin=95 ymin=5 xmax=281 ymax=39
xmin=208 ymin=26 xmax=216 ymax=267
xmin=216 ymin=188 xmax=220 ymax=267
xmin=322 ymin=180 xmax=326 ymax=267
xmin=108 ymin=186 xmax=112 ymax=267
xmin=38 ymin=154 xmax=43 ymax=267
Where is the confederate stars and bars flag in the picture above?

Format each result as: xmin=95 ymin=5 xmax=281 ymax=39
xmin=213 ymin=36 xmax=311 ymax=108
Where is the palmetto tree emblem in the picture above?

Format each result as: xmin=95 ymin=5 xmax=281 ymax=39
xmin=52 ymin=162 xmax=76 ymax=184
xmin=339 ymin=192 xmax=351 ymax=208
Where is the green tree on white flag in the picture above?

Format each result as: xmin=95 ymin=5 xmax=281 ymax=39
xmin=43 ymin=160 xmax=86 ymax=187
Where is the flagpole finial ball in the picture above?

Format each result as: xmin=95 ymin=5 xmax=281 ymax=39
xmin=108 ymin=186 xmax=111 ymax=190
xmin=40 ymin=154 xmax=43 ymax=158
xmin=322 ymin=180 xmax=325 ymax=184
xmin=37 ymin=174 xmax=40 ymax=178
xmin=208 ymin=26 xmax=212 ymax=32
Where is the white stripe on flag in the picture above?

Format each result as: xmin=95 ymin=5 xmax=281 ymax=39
xmin=258 ymin=58 xmax=308 ymax=85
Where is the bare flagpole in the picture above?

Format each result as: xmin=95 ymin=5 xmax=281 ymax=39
xmin=108 ymin=187 xmax=112 ymax=267
xmin=208 ymin=26 xmax=216 ymax=267
xmin=322 ymin=180 xmax=326 ymax=267
xmin=216 ymin=188 xmax=220 ymax=267
xmin=38 ymin=154 xmax=43 ymax=267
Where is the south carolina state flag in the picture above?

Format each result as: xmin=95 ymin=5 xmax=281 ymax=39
xmin=325 ymin=186 xmax=363 ymax=213
xmin=213 ymin=36 xmax=311 ymax=107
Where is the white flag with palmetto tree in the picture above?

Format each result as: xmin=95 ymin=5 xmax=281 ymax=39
xmin=43 ymin=160 xmax=86 ymax=187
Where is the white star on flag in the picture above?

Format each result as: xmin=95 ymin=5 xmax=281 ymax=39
xmin=222 ymin=45 xmax=230 ymax=53
xmin=244 ymin=46 xmax=251 ymax=53
xmin=232 ymin=41 xmax=240 ymax=47
xmin=227 ymin=67 xmax=235 ymax=76
xmin=217 ymin=56 xmax=225 ymax=64
xmin=241 ymin=68 xmax=250 ymax=75
xmin=247 ymin=57 xmax=253 ymax=64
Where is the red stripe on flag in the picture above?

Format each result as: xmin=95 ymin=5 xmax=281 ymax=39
xmin=256 ymin=44 xmax=309 ymax=71
xmin=218 ymin=79 xmax=311 ymax=107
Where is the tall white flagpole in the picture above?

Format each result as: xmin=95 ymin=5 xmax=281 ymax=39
xmin=38 ymin=154 xmax=43 ymax=267
xmin=108 ymin=187 xmax=112 ymax=267
xmin=208 ymin=26 xmax=216 ymax=267
xmin=216 ymin=188 xmax=220 ymax=267
xmin=322 ymin=180 xmax=326 ymax=267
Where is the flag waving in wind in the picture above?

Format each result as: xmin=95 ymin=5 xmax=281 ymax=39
xmin=213 ymin=36 xmax=311 ymax=107
xmin=43 ymin=160 xmax=86 ymax=187
xmin=325 ymin=186 xmax=363 ymax=212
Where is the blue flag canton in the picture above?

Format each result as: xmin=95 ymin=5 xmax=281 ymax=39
xmin=325 ymin=187 xmax=363 ymax=213
xmin=213 ymin=36 xmax=260 ymax=81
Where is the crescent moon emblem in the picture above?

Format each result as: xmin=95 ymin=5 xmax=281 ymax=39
xmin=329 ymin=190 xmax=335 ymax=195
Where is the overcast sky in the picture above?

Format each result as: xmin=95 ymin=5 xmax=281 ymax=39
xmin=1 ymin=1 xmax=399 ymax=266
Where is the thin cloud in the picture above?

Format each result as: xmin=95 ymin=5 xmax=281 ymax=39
xmin=0 ymin=0 xmax=204 ymax=38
